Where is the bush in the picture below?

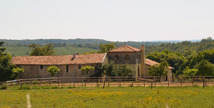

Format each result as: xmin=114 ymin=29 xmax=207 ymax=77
xmin=67 ymin=86 xmax=75 ymax=89
xmin=47 ymin=66 xmax=60 ymax=77
xmin=51 ymin=86 xmax=59 ymax=89
xmin=32 ymin=81 xmax=40 ymax=85
xmin=149 ymin=59 xmax=169 ymax=76
xmin=41 ymin=86 xmax=51 ymax=89
xmin=32 ymin=86 xmax=41 ymax=89
xmin=20 ymin=85 xmax=31 ymax=90
xmin=193 ymin=84 xmax=199 ymax=87
xmin=81 ymin=66 xmax=95 ymax=74
xmin=12 ymin=67 xmax=24 ymax=78
xmin=0 ymin=83 xmax=7 ymax=90
xmin=183 ymin=68 xmax=198 ymax=76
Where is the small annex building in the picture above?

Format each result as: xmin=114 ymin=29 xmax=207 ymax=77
xmin=11 ymin=45 xmax=173 ymax=81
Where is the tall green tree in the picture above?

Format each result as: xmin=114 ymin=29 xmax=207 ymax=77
xmin=29 ymin=43 xmax=55 ymax=56
xmin=99 ymin=43 xmax=116 ymax=53
xmin=184 ymin=53 xmax=203 ymax=69
xmin=147 ymin=50 xmax=186 ymax=74
xmin=0 ymin=42 xmax=17 ymax=81
xmin=91 ymin=61 xmax=133 ymax=77
xmin=0 ymin=42 xmax=6 ymax=56
xmin=117 ymin=64 xmax=133 ymax=76
xmin=201 ymin=49 xmax=214 ymax=64
xmin=105 ymin=61 xmax=116 ymax=76
xmin=184 ymin=49 xmax=214 ymax=71
xmin=0 ymin=55 xmax=16 ymax=81
xmin=195 ymin=60 xmax=214 ymax=76
xmin=149 ymin=59 xmax=169 ymax=77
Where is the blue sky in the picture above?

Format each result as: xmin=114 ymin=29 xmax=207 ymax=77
xmin=0 ymin=0 xmax=213 ymax=41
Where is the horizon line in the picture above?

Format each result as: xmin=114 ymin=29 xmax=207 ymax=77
xmin=0 ymin=38 xmax=204 ymax=42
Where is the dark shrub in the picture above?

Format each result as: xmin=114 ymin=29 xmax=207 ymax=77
xmin=0 ymin=83 xmax=7 ymax=90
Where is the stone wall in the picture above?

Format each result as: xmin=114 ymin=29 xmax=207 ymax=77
xmin=19 ymin=63 xmax=101 ymax=78
xmin=107 ymin=52 xmax=142 ymax=78
xmin=107 ymin=52 xmax=141 ymax=64
xmin=19 ymin=65 xmax=66 ymax=78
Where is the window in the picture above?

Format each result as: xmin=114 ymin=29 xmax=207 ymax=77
xmin=115 ymin=55 xmax=119 ymax=60
xmin=66 ymin=65 xmax=69 ymax=73
xmin=40 ymin=65 xmax=43 ymax=70
xmin=79 ymin=65 xmax=81 ymax=69
xmin=125 ymin=54 xmax=130 ymax=60
xmin=108 ymin=56 xmax=111 ymax=60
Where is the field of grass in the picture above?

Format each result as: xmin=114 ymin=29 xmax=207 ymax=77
xmin=5 ymin=46 xmax=97 ymax=56
xmin=0 ymin=86 xmax=214 ymax=108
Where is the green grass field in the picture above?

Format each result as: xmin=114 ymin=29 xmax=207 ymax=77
xmin=5 ymin=46 xmax=97 ymax=56
xmin=0 ymin=86 xmax=214 ymax=108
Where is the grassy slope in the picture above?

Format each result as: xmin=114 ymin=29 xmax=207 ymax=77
xmin=0 ymin=87 xmax=214 ymax=108
xmin=54 ymin=46 xmax=97 ymax=55
xmin=5 ymin=46 xmax=97 ymax=56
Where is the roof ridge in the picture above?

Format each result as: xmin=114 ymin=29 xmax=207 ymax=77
xmin=125 ymin=45 xmax=137 ymax=51
xmin=108 ymin=45 xmax=140 ymax=53
xmin=14 ymin=55 xmax=74 ymax=58
xmin=14 ymin=53 xmax=107 ymax=58
xmin=107 ymin=45 xmax=123 ymax=51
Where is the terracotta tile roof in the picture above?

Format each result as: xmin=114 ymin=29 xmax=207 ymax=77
xmin=108 ymin=45 xmax=141 ymax=53
xmin=11 ymin=53 xmax=107 ymax=65
xmin=145 ymin=59 xmax=174 ymax=69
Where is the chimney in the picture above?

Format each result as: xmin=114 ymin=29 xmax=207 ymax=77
xmin=140 ymin=45 xmax=145 ymax=77
xmin=71 ymin=53 xmax=78 ymax=60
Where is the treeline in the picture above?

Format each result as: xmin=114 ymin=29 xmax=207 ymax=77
xmin=147 ymin=38 xmax=214 ymax=76
xmin=146 ymin=37 xmax=214 ymax=53
xmin=0 ymin=38 xmax=165 ymax=45
xmin=0 ymin=37 xmax=213 ymax=56
xmin=1 ymin=39 xmax=166 ymax=56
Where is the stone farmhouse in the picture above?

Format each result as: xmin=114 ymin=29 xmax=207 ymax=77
xmin=11 ymin=45 xmax=173 ymax=81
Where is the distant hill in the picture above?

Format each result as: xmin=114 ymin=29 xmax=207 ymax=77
xmin=0 ymin=38 xmax=165 ymax=47
xmin=0 ymin=39 xmax=166 ymax=56
xmin=0 ymin=37 xmax=213 ymax=56
xmin=0 ymin=39 xmax=110 ymax=45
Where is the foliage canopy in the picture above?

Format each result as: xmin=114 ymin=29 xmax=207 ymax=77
xmin=183 ymin=68 xmax=198 ymax=76
xmin=47 ymin=66 xmax=60 ymax=77
xmin=29 ymin=43 xmax=55 ymax=56
xmin=149 ymin=59 xmax=169 ymax=76
xmin=99 ymin=43 xmax=116 ymax=53
xmin=0 ymin=42 xmax=18 ymax=81
xmin=195 ymin=60 xmax=214 ymax=76
xmin=81 ymin=66 xmax=95 ymax=74
xmin=91 ymin=61 xmax=133 ymax=77
xmin=12 ymin=67 xmax=24 ymax=78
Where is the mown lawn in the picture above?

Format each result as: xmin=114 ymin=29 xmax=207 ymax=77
xmin=0 ymin=86 xmax=214 ymax=108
